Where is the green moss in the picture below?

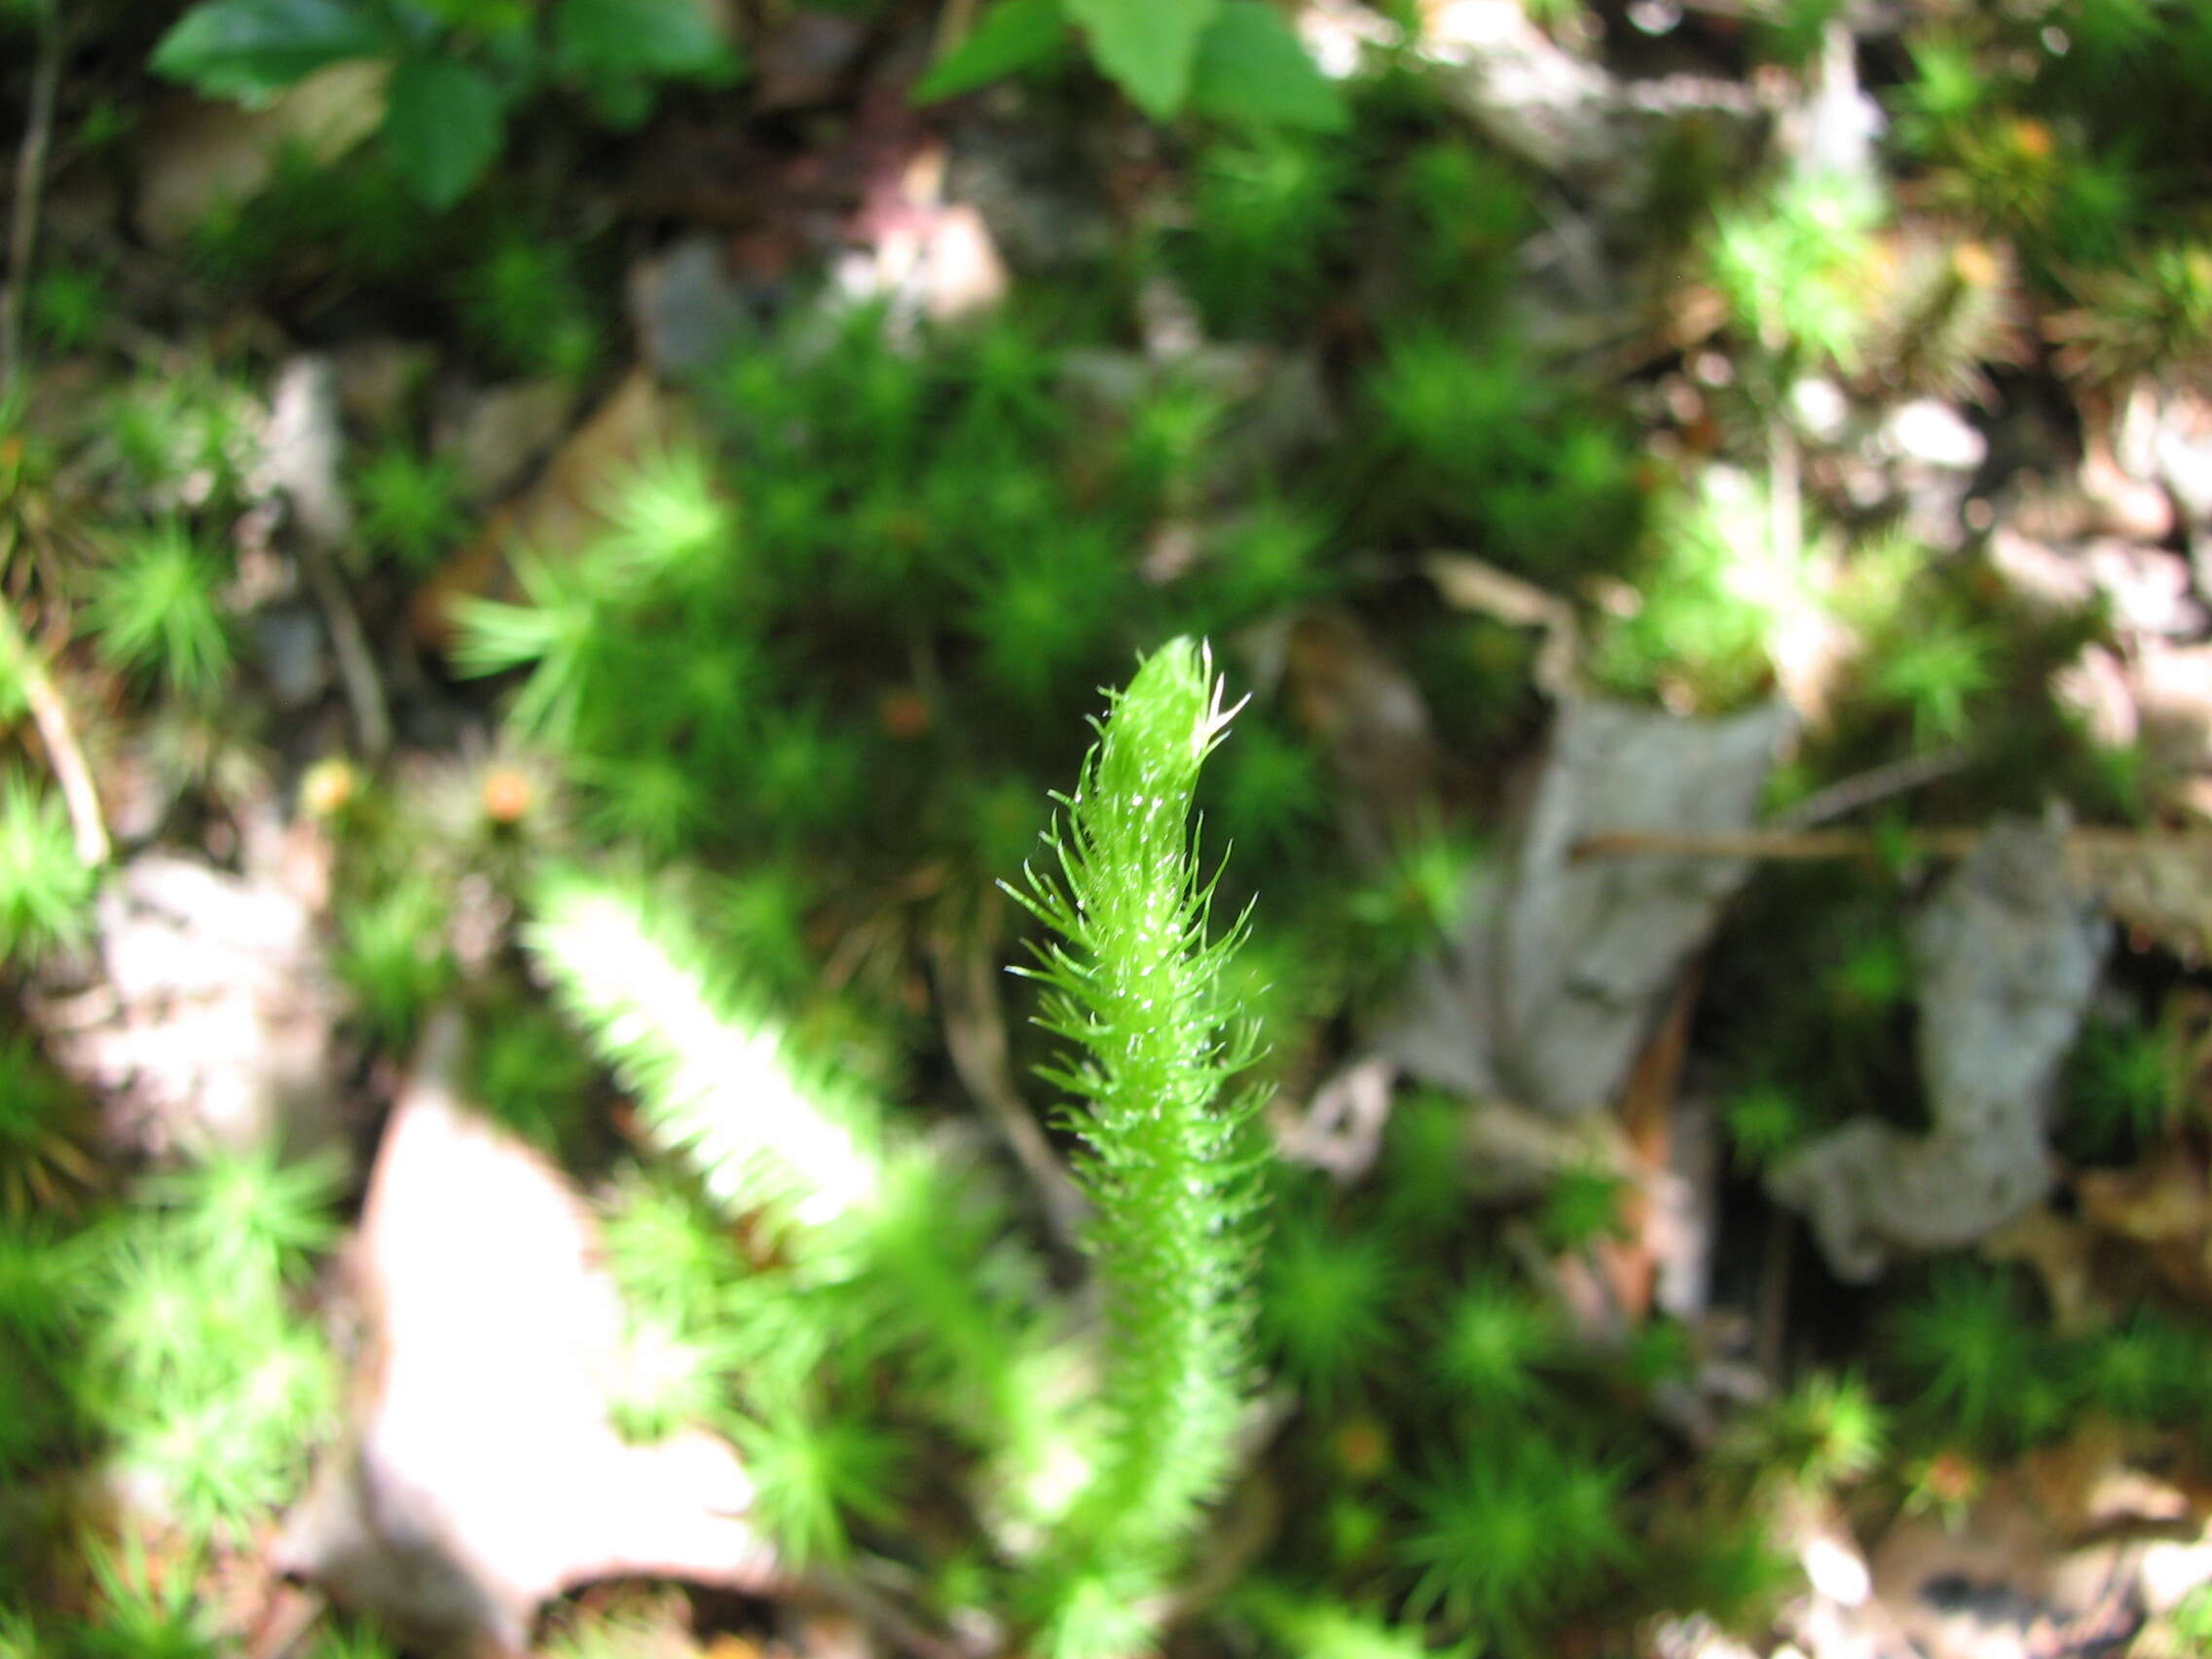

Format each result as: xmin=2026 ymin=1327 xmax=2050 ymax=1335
xmin=1540 ymin=1164 xmax=1631 ymax=1254
xmin=1721 ymin=1082 xmax=1812 ymax=1172
xmin=1888 ymin=1264 xmax=2053 ymax=1452
xmin=72 ymin=1178 xmax=341 ymax=1549
xmin=1261 ymin=1203 xmax=1397 ymax=1406
xmin=0 ymin=776 xmax=93 ymax=968
xmin=1590 ymin=471 xmax=1794 ymax=713
xmin=1399 ymin=1428 xmax=1629 ymax=1641
xmin=27 ymin=262 xmax=109 ymax=353
xmin=1732 ymin=1371 xmax=1888 ymax=1492
xmin=1430 ymin=1268 xmax=1555 ymax=1410
xmin=2063 ymin=1007 xmax=2189 ymax=1159
xmin=353 ymin=446 xmax=465 ymax=571
xmin=1342 ymin=818 xmax=1480 ymax=987
xmin=0 ymin=1037 xmax=89 ymax=1221
xmin=455 ymin=233 xmax=601 ymax=380
xmin=1705 ymin=170 xmax=1884 ymax=369
xmin=75 ymin=1532 xmax=222 ymax=1658
xmin=470 ymin=1002 xmax=596 ymax=1156
xmin=84 ymin=524 xmax=233 ymax=701
xmin=1179 ymin=132 xmax=1349 ymax=336
xmin=728 ymin=1400 xmax=903 ymax=1568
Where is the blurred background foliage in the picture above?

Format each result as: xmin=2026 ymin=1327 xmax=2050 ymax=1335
xmin=3 ymin=0 xmax=2212 ymax=1655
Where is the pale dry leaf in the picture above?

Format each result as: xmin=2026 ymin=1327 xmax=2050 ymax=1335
xmin=2076 ymin=1145 xmax=2212 ymax=1308
xmin=1870 ymin=1447 xmax=2183 ymax=1659
xmin=276 ymin=1010 xmax=779 ymax=1655
xmin=1772 ymin=822 xmax=2106 ymax=1280
xmin=33 ymin=817 xmax=338 ymax=1159
xmin=445 ymin=380 xmax=584 ymax=507
xmin=1421 ymin=551 xmax=1580 ymax=700
xmin=133 ymin=62 xmax=389 ymax=249
xmin=1982 ymin=1207 xmax=2103 ymax=1334
xmin=2067 ymin=833 xmax=2212 ymax=964
xmin=1382 ymin=697 xmax=1789 ymax=1114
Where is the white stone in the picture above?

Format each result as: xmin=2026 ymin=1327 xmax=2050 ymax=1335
xmin=1885 ymin=399 xmax=1986 ymax=471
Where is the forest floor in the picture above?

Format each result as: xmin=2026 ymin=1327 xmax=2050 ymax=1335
xmin=5 ymin=3 xmax=2212 ymax=1659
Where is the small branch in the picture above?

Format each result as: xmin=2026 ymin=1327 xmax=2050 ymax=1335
xmin=1161 ymin=1469 xmax=1282 ymax=1627
xmin=1752 ymin=1206 xmax=1794 ymax=1382
xmin=1775 ymin=744 xmax=1971 ymax=830
xmin=22 ymin=651 xmax=104 ymax=866
xmin=927 ymin=915 xmax=1088 ymax=1257
xmin=803 ymin=1560 xmax=989 ymax=1659
xmin=0 ymin=595 xmax=103 ymax=865
xmin=1273 ymin=1055 xmax=1394 ymax=1183
xmin=931 ymin=0 xmax=981 ymax=59
xmin=1572 ymin=823 xmax=2212 ymax=866
xmin=296 ymin=538 xmax=392 ymax=756
xmin=1 ymin=7 xmax=62 ymax=395
xmin=1574 ymin=826 xmax=1977 ymax=863
xmin=1421 ymin=550 xmax=1581 ymax=699
xmin=1767 ymin=410 xmax=1801 ymax=582
xmin=242 ymin=1581 xmax=323 ymax=1659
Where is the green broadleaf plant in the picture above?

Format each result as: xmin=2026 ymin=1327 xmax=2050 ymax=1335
xmin=382 ymin=56 xmax=505 ymax=212
xmin=1188 ymin=2 xmax=1346 ymax=132
xmin=1066 ymin=0 xmax=1217 ymax=117
xmin=151 ymin=0 xmax=732 ymax=209
xmin=918 ymin=0 xmax=1344 ymax=131
xmin=914 ymin=0 xmax=1072 ymax=100
xmin=1005 ymin=637 xmax=1269 ymax=1658
xmin=554 ymin=0 xmax=725 ymax=79
xmin=150 ymin=0 xmax=392 ymax=102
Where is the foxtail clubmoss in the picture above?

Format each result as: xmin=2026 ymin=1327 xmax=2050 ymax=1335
xmin=1006 ymin=637 xmax=1269 ymax=1659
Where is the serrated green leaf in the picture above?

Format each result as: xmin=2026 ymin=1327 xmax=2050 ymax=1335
xmin=1065 ymin=0 xmax=1215 ymax=119
xmin=914 ymin=0 xmax=1073 ymax=101
xmin=383 ymin=55 xmax=504 ymax=210
xmin=151 ymin=0 xmax=392 ymax=101
xmin=1189 ymin=1 xmax=1346 ymax=131
xmin=554 ymin=0 xmax=728 ymax=79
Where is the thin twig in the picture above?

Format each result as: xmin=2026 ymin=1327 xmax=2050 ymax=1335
xmin=1161 ymin=1468 xmax=1282 ymax=1626
xmin=241 ymin=1582 xmax=323 ymax=1659
xmin=296 ymin=538 xmax=392 ymax=756
xmin=1575 ymin=826 xmax=1975 ymax=863
xmin=806 ymin=1561 xmax=986 ymax=1659
xmin=265 ymin=355 xmax=392 ymax=756
xmin=1421 ymin=550 xmax=1581 ymax=699
xmin=1573 ymin=823 xmax=2212 ymax=865
xmin=0 ymin=568 xmax=103 ymax=864
xmin=1 ymin=7 xmax=62 ymax=395
xmin=928 ymin=916 xmax=1088 ymax=1257
xmin=22 ymin=650 xmax=105 ymax=866
xmin=1767 ymin=409 xmax=1801 ymax=583
xmin=931 ymin=0 xmax=981 ymax=60
xmin=1775 ymin=744 xmax=1971 ymax=830
xmin=1752 ymin=1205 xmax=1794 ymax=1382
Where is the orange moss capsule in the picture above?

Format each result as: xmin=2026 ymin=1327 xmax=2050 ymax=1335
xmin=299 ymin=757 xmax=357 ymax=819
xmin=2009 ymin=118 xmax=2053 ymax=161
xmin=878 ymin=687 xmax=932 ymax=740
xmin=482 ymin=764 xmax=535 ymax=826
xmin=1951 ymin=240 xmax=2002 ymax=291
xmin=1334 ymin=1417 xmax=1391 ymax=1481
